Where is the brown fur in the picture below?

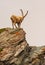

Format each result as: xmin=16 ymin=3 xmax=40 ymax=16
xmin=10 ymin=9 xmax=28 ymax=29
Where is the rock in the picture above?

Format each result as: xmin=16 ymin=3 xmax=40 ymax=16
xmin=14 ymin=41 xmax=28 ymax=57
xmin=0 ymin=28 xmax=25 ymax=48
xmin=1 ymin=53 xmax=13 ymax=61
xmin=0 ymin=28 xmax=45 ymax=65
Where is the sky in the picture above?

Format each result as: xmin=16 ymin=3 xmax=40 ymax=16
xmin=0 ymin=0 xmax=45 ymax=46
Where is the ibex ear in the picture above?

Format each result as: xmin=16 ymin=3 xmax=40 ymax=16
xmin=20 ymin=9 xmax=24 ymax=16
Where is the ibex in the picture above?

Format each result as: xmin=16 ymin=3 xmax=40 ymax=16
xmin=10 ymin=9 xmax=28 ymax=29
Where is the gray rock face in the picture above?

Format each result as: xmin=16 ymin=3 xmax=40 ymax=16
xmin=0 ymin=28 xmax=45 ymax=65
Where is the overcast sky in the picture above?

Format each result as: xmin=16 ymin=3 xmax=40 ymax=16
xmin=0 ymin=0 xmax=45 ymax=46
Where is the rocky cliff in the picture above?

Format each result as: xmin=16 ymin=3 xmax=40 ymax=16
xmin=0 ymin=28 xmax=45 ymax=65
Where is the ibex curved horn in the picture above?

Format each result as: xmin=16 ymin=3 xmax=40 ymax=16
xmin=20 ymin=9 xmax=28 ymax=18
xmin=24 ymin=10 xmax=28 ymax=18
xmin=20 ymin=9 xmax=24 ymax=16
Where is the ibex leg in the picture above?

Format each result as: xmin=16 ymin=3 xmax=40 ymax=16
xmin=12 ymin=23 xmax=14 ymax=29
